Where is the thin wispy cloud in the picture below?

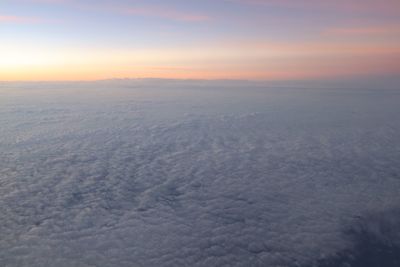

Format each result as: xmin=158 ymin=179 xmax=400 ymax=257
xmin=120 ymin=6 xmax=211 ymax=22
xmin=227 ymin=0 xmax=400 ymax=15
xmin=324 ymin=26 xmax=400 ymax=36
xmin=23 ymin=0 xmax=211 ymax=22
xmin=0 ymin=15 xmax=42 ymax=24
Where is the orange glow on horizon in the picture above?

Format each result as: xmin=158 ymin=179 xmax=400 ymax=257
xmin=1 ymin=40 xmax=399 ymax=81
xmin=1 ymin=0 xmax=399 ymax=82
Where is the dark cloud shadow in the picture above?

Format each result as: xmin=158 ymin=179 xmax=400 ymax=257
xmin=302 ymin=208 xmax=400 ymax=267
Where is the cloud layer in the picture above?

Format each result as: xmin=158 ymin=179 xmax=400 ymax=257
xmin=0 ymin=80 xmax=400 ymax=266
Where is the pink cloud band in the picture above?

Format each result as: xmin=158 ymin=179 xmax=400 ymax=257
xmin=0 ymin=15 xmax=42 ymax=23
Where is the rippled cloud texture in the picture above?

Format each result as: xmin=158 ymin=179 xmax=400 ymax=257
xmin=1 ymin=80 xmax=400 ymax=266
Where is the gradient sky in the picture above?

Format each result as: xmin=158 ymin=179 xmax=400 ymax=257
xmin=1 ymin=0 xmax=400 ymax=81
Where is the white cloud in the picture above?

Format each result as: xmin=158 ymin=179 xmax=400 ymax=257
xmin=0 ymin=80 xmax=399 ymax=266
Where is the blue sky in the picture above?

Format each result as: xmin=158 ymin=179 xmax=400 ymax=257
xmin=1 ymin=0 xmax=399 ymax=80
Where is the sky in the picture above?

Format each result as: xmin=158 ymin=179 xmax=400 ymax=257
xmin=1 ymin=0 xmax=400 ymax=81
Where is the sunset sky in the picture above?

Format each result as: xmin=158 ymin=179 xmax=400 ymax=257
xmin=1 ymin=0 xmax=400 ymax=81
